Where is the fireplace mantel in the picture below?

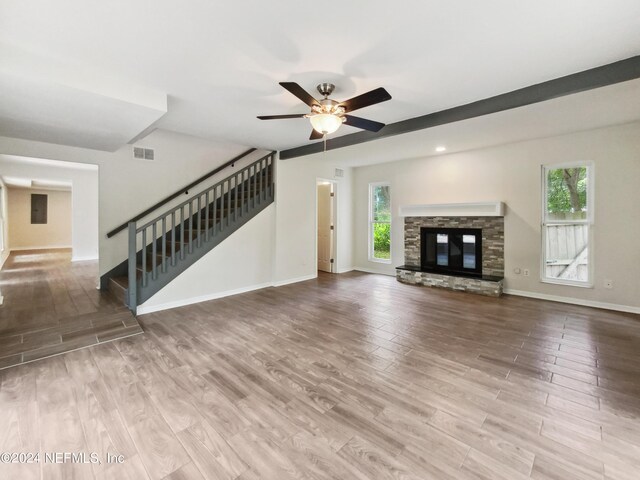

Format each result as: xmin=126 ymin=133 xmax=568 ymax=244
xmin=399 ymin=201 xmax=505 ymax=218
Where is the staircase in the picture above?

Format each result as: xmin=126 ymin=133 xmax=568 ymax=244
xmin=106 ymin=152 xmax=275 ymax=314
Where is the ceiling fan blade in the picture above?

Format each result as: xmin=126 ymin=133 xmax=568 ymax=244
xmin=257 ymin=114 xmax=307 ymax=120
xmin=279 ymin=82 xmax=320 ymax=107
xmin=309 ymin=129 xmax=324 ymax=140
xmin=339 ymin=87 xmax=392 ymax=113
xmin=343 ymin=115 xmax=385 ymax=132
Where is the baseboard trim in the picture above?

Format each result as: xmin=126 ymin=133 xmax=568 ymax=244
xmin=71 ymin=255 xmax=99 ymax=262
xmin=336 ymin=267 xmax=355 ymax=274
xmin=137 ymin=281 xmax=274 ymax=315
xmin=354 ymin=267 xmax=396 ymax=277
xmin=504 ymin=288 xmax=640 ymax=314
xmin=11 ymin=246 xmax=72 ymax=252
xmin=272 ymin=273 xmax=317 ymax=287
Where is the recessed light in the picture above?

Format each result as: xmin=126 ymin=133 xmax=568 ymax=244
xmin=435 ymin=146 xmax=446 ymax=152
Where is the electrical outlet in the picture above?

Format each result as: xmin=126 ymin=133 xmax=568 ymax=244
xmin=523 ymin=269 xmax=530 ymax=277
xmin=604 ymin=279 xmax=613 ymax=289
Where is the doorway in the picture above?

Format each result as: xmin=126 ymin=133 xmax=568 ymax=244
xmin=317 ymin=180 xmax=336 ymax=273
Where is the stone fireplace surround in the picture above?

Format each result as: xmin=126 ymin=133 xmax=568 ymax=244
xmin=396 ymin=203 xmax=505 ymax=297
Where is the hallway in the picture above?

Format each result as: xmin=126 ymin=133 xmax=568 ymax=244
xmin=0 ymin=249 xmax=142 ymax=369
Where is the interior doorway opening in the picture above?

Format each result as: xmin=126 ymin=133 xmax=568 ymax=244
xmin=0 ymin=155 xmax=99 ymax=265
xmin=317 ymin=180 xmax=337 ymax=273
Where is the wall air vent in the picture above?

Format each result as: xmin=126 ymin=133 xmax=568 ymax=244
xmin=133 ymin=146 xmax=155 ymax=161
xmin=334 ymin=168 xmax=344 ymax=178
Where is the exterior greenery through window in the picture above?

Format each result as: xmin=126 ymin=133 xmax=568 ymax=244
xmin=370 ymin=184 xmax=391 ymax=261
xmin=543 ymin=164 xmax=592 ymax=285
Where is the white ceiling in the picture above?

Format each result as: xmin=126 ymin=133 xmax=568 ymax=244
xmin=1 ymin=0 xmax=640 ymax=152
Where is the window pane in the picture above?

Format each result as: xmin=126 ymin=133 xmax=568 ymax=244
xmin=373 ymin=185 xmax=391 ymax=222
xmin=546 ymin=166 xmax=588 ymax=221
xmin=372 ymin=222 xmax=390 ymax=259
xmin=545 ymin=224 xmax=589 ymax=282
xmin=436 ymin=234 xmax=448 ymax=266
xmin=463 ymin=235 xmax=476 ymax=269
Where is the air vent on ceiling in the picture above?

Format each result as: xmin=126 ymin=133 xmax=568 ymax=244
xmin=334 ymin=168 xmax=344 ymax=178
xmin=133 ymin=146 xmax=154 ymax=161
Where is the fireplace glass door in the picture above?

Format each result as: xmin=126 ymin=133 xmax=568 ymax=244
xmin=421 ymin=228 xmax=482 ymax=276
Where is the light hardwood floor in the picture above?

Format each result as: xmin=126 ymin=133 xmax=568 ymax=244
xmin=0 ymin=249 xmax=142 ymax=369
xmin=1 ymin=270 xmax=640 ymax=479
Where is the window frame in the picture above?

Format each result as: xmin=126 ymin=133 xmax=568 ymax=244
xmin=540 ymin=161 xmax=594 ymax=288
xmin=368 ymin=182 xmax=392 ymax=264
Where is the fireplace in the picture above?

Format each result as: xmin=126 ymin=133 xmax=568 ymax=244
xmin=397 ymin=207 xmax=504 ymax=296
xmin=421 ymin=227 xmax=483 ymax=277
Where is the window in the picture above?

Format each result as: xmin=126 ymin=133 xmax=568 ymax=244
xmin=31 ymin=194 xmax=48 ymax=224
xmin=369 ymin=183 xmax=391 ymax=262
xmin=542 ymin=164 xmax=593 ymax=286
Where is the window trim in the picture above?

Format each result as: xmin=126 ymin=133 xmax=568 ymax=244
xmin=368 ymin=182 xmax=391 ymax=264
xmin=540 ymin=162 xmax=594 ymax=287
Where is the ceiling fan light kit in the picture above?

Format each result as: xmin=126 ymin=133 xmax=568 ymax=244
xmin=258 ymin=81 xmax=391 ymax=141
xmin=309 ymin=113 xmax=343 ymax=135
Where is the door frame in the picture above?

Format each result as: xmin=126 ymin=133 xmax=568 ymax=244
xmin=315 ymin=178 xmax=338 ymax=273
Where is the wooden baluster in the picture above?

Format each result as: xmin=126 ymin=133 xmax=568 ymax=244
xmin=171 ymin=211 xmax=176 ymax=266
xmin=226 ymin=179 xmax=231 ymax=226
xmin=267 ymin=157 xmax=272 ymax=198
xmin=213 ymin=186 xmax=218 ymax=234
xmin=188 ymin=200 xmax=193 ymax=253
xmin=236 ymin=170 xmax=244 ymax=217
xmin=128 ymin=223 xmax=137 ymax=310
xmin=162 ymin=217 xmax=167 ymax=273
xmin=142 ymin=228 xmax=147 ymax=287
xmin=220 ymin=184 xmax=225 ymax=231
xmin=250 ymin=164 xmax=255 ymax=210
xmin=235 ymin=173 xmax=239 ymax=222
xmin=205 ymin=190 xmax=210 ymax=241
xmin=180 ymin=206 xmax=185 ymax=260
xmin=152 ymin=222 xmax=157 ymax=280
xmin=197 ymin=195 xmax=202 ymax=247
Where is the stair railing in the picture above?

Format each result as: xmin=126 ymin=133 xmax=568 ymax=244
xmin=108 ymin=148 xmax=257 ymax=238
xmin=127 ymin=152 xmax=275 ymax=309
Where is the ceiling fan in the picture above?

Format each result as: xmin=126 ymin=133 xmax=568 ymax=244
xmin=258 ymin=82 xmax=392 ymax=140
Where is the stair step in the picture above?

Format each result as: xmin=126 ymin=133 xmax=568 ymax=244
xmin=109 ymin=276 xmax=128 ymax=306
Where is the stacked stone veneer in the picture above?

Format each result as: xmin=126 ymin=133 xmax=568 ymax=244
xmin=399 ymin=216 xmax=505 ymax=297
xmin=396 ymin=269 xmax=503 ymax=297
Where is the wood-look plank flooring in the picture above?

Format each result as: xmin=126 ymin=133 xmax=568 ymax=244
xmin=1 ymin=270 xmax=640 ymax=479
xmin=0 ymin=249 xmax=142 ymax=369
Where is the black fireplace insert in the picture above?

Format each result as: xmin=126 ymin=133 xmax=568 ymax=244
xmin=421 ymin=227 xmax=483 ymax=277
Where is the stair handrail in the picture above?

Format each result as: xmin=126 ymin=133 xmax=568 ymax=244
xmin=107 ymin=148 xmax=257 ymax=238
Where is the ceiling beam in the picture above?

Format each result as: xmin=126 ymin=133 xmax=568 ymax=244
xmin=279 ymin=55 xmax=640 ymax=160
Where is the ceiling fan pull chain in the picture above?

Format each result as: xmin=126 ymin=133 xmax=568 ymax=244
xmin=323 ymin=134 xmax=327 ymax=153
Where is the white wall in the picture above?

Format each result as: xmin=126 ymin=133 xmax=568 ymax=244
xmin=0 ymin=156 xmax=99 ymax=261
xmin=138 ymin=205 xmax=275 ymax=313
xmin=7 ymin=187 xmax=72 ymax=249
xmin=0 ymin=129 xmax=252 ymax=274
xmin=273 ymin=155 xmax=354 ymax=285
xmin=352 ymin=122 xmax=640 ymax=311
xmin=0 ymin=178 xmax=9 ymax=268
